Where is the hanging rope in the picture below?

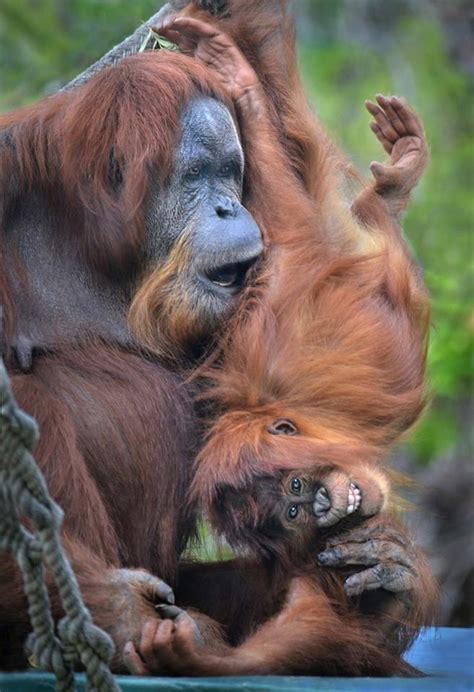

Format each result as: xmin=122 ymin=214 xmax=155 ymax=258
xmin=0 ymin=358 xmax=120 ymax=692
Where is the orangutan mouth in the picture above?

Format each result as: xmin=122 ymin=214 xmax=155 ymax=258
xmin=205 ymin=256 xmax=259 ymax=291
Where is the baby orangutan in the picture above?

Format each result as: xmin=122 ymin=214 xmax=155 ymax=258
xmin=124 ymin=7 xmax=436 ymax=677
xmin=213 ymin=464 xmax=389 ymax=556
xmin=203 ymin=465 xmax=393 ymax=631
xmin=125 ymin=466 xmax=411 ymax=676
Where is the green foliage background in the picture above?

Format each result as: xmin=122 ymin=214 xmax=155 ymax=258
xmin=0 ymin=0 xmax=472 ymax=466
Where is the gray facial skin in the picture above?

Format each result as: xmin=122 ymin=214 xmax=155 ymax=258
xmin=145 ymin=96 xmax=263 ymax=337
xmin=5 ymin=96 xmax=263 ymax=370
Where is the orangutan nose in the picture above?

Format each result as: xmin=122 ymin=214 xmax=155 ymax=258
xmin=313 ymin=486 xmax=331 ymax=517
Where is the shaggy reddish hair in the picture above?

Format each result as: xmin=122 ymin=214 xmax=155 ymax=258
xmin=0 ymin=52 xmax=233 ymax=274
xmin=192 ymin=80 xmax=430 ymax=508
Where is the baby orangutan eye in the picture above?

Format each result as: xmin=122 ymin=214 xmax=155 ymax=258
xmin=287 ymin=504 xmax=299 ymax=521
xmin=267 ymin=419 xmax=298 ymax=436
xmin=290 ymin=477 xmax=302 ymax=494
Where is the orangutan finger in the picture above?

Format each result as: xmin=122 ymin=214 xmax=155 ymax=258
xmin=375 ymin=94 xmax=406 ymax=135
xmin=344 ymin=563 xmax=415 ymax=597
xmin=147 ymin=618 xmax=177 ymax=670
xmin=365 ymin=100 xmax=399 ymax=142
xmin=325 ymin=523 xmax=412 ymax=550
xmin=176 ymin=611 xmax=204 ymax=647
xmin=123 ymin=642 xmax=151 ymax=676
xmin=318 ymin=539 xmax=412 ymax=568
xmin=370 ymin=161 xmax=392 ymax=183
xmin=138 ymin=619 xmax=161 ymax=669
xmin=148 ymin=616 xmax=201 ymax=674
xmin=369 ymin=121 xmax=394 ymax=154
xmin=156 ymin=604 xmax=185 ymax=620
xmin=146 ymin=576 xmax=175 ymax=605
xmin=173 ymin=612 xmax=205 ymax=654
xmin=390 ymin=97 xmax=423 ymax=137
xmin=115 ymin=569 xmax=175 ymax=605
xmin=152 ymin=9 xmax=178 ymax=33
xmin=161 ymin=16 xmax=221 ymax=41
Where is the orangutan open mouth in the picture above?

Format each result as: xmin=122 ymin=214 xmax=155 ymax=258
xmin=205 ymin=256 xmax=259 ymax=291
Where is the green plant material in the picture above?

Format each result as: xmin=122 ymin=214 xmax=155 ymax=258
xmin=139 ymin=28 xmax=181 ymax=54
xmin=183 ymin=521 xmax=233 ymax=562
xmin=408 ymin=406 xmax=459 ymax=466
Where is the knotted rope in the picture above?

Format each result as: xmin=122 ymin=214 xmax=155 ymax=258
xmin=0 ymin=358 xmax=119 ymax=692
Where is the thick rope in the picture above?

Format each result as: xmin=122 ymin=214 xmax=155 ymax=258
xmin=61 ymin=2 xmax=187 ymax=91
xmin=0 ymin=358 xmax=120 ymax=692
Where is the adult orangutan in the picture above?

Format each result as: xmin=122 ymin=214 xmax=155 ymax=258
xmin=0 ymin=0 xmax=434 ymax=674
xmin=122 ymin=10 xmax=437 ymax=677
xmin=0 ymin=2 xmax=264 ymax=667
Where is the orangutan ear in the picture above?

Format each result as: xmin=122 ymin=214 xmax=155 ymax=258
xmin=267 ymin=419 xmax=298 ymax=436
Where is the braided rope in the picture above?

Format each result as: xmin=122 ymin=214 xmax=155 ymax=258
xmin=60 ymin=2 xmax=188 ymax=92
xmin=0 ymin=358 xmax=120 ymax=692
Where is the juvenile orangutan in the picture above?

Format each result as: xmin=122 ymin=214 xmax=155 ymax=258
xmin=124 ymin=11 xmax=435 ymax=677
xmin=126 ymin=468 xmax=407 ymax=676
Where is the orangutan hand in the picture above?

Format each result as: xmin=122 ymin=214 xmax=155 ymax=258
xmin=154 ymin=16 xmax=260 ymax=105
xmin=317 ymin=516 xmax=419 ymax=602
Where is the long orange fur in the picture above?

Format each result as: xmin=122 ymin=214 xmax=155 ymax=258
xmin=175 ymin=0 xmax=436 ymax=677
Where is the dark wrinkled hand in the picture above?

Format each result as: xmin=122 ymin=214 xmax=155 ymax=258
xmin=318 ymin=519 xmax=417 ymax=599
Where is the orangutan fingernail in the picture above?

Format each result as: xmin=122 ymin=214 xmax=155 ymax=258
xmin=344 ymin=576 xmax=359 ymax=596
xmin=164 ymin=588 xmax=175 ymax=604
xmin=156 ymin=604 xmax=182 ymax=620
xmin=318 ymin=550 xmax=334 ymax=565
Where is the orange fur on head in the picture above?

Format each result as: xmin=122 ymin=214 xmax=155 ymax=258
xmin=0 ymin=51 xmax=232 ymax=274
xmin=188 ymin=3 xmax=431 ymax=519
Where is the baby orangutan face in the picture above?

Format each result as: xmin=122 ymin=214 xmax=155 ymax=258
xmin=284 ymin=471 xmax=363 ymax=529
xmin=213 ymin=465 xmax=388 ymax=562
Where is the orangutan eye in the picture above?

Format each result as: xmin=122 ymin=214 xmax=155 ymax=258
xmin=287 ymin=504 xmax=299 ymax=521
xmin=290 ymin=478 xmax=302 ymax=495
xmin=267 ymin=419 xmax=298 ymax=436
xmin=186 ymin=165 xmax=202 ymax=180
